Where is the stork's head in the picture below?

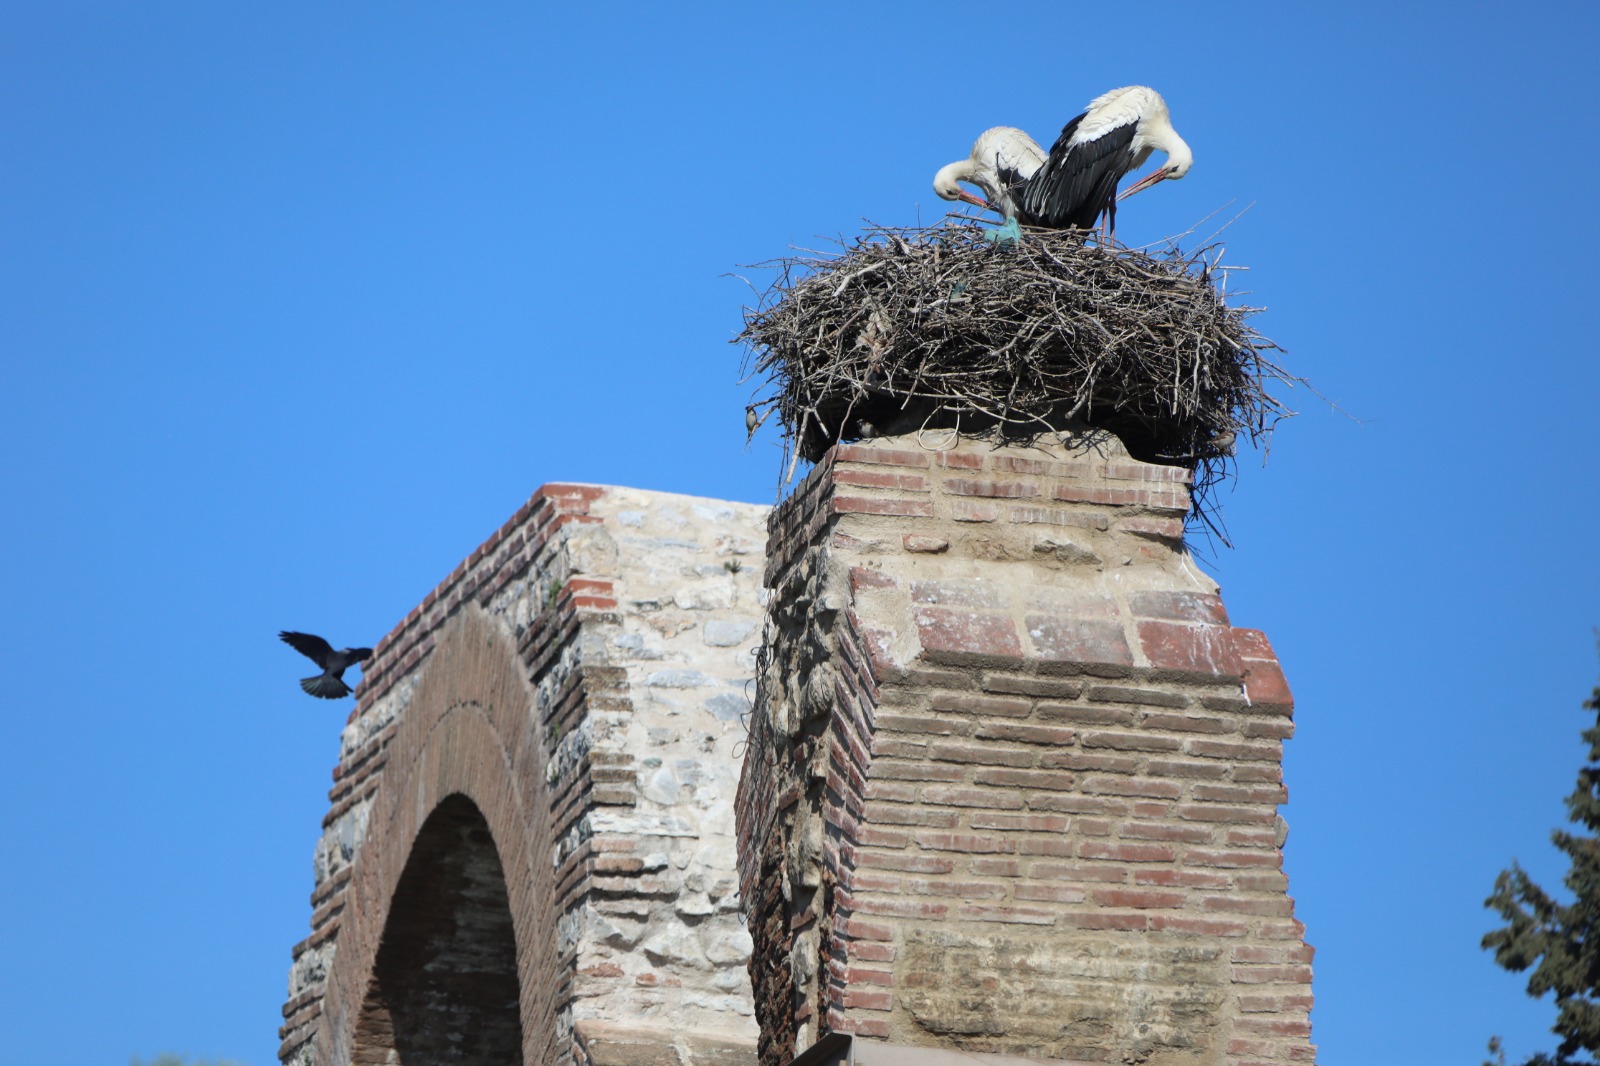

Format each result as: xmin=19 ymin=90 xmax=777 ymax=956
xmin=933 ymin=161 xmax=991 ymax=210
xmin=1118 ymin=131 xmax=1192 ymax=201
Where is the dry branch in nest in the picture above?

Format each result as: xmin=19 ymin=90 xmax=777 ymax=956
xmin=736 ymin=220 xmax=1298 ymax=533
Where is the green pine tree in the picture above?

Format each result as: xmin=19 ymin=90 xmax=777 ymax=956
xmin=1483 ymin=675 xmax=1600 ymax=1066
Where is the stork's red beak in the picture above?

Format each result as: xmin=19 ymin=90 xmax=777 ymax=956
xmin=957 ymin=189 xmax=992 ymax=210
xmin=1117 ymin=168 xmax=1169 ymax=201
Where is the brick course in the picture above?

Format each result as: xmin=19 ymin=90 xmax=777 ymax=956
xmin=736 ymin=432 xmax=1315 ymax=1066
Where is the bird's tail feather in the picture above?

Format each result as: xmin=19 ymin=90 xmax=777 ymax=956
xmin=301 ymin=675 xmax=352 ymax=699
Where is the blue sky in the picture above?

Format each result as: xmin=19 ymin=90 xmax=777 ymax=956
xmin=2 ymin=4 xmax=1597 ymax=1064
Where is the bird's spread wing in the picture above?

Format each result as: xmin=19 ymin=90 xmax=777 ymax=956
xmin=280 ymin=630 xmax=334 ymax=668
xmin=1022 ymin=114 xmax=1138 ymax=230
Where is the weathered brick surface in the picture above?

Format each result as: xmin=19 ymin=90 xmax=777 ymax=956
xmin=736 ymin=433 xmax=1315 ymax=1066
xmin=281 ymin=485 xmax=764 ymax=1066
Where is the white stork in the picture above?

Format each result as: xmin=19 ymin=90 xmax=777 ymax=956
xmin=933 ymin=126 xmax=1047 ymax=224
xmin=1020 ymin=85 xmax=1192 ymax=236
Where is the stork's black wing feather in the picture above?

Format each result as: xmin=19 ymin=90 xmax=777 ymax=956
xmin=280 ymin=630 xmax=334 ymax=668
xmin=1021 ymin=116 xmax=1138 ymax=230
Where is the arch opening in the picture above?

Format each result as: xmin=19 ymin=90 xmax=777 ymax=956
xmin=353 ymin=793 xmax=523 ymax=1064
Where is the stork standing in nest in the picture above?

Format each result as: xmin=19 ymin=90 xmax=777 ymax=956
xmin=937 ymin=86 xmax=1192 ymax=240
xmin=933 ymin=126 xmax=1047 ymax=239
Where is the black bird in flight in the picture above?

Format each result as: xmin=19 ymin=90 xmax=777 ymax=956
xmin=279 ymin=631 xmax=372 ymax=699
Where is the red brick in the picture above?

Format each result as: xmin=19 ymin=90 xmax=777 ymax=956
xmin=841 ymin=988 xmax=895 ymax=1011
xmin=929 ymin=742 xmax=1037 ymax=766
xmin=863 ymin=780 xmax=921 ymax=804
xmin=973 ymin=767 xmax=1078 ymax=791
xmin=1129 ymin=591 xmax=1229 ymax=625
xmin=980 ymin=673 xmax=1085 ymax=699
xmin=849 ymin=566 xmax=897 ymax=591
xmin=835 ymin=444 xmax=932 ymax=468
xmin=833 ymin=469 xmax=930 ymax=492
xmin=1116 ymin=516 xmax=1185 ymax=540
xmin=1230 ymin=627 xmax=1276 ymax=660
xmin=905 ymin=879 xmax=1009 ymax=900
xmin=1186 ymin=738 xmax=1281 ymax=761
xmin=1238 ymin=993 xmax=1316 ymax=1013
xmin=848 ymin=941 xmax=897 ymax=962
xmin=1029 ymin=861 xmax=1129 ymax=883
xmin=1138 ymin=621 xmax=1244 ymax=677
xmin=1120 ymin=821 xmax=1215 ymax=844
xmin=1026 ymin=616 xmax=1134 ymax=666
xmin=1193 ymin=783 xmax=1288 ymax=805
xmin=1201 ymin=896 xmax=1294 ymax=917
xmin=843 ymin=965 xmax=897 ymax=985
xmin=1062 ymin=912 xmax=1149 ymax=931
xmin=867 ymin=806 xmax=960 ymax=828
xmin=1007 ymin=505 xmax=1110 ymax=531
xmin=971 ymin=812 xmax=1072 ymax=832
xmin=1243 ymin=719 xmax=1296 ymax=740
xmin=960 ymin=904 xmax=1059 ymax=925
xmin=1028 ymin=793 xmax=1132 ymax=816
xmin=1092 ymin=888 xmax=1185 ymax=909
xmin=858 ymin=826 xmax=911 ymax=848
xmin=1233 ymin=1017 xmax=1313 ymax=1038
xmin=914 ymin=607 xmax=1023 ymax=661
xmin=1081 ymin=730 xmax=1183 ymax=752
xmin=851 ymin=897 xmax=951 ymax=920
xmin=1187 ymin=848 xmax=1282 ymax=869
xmin=913 ymin=831 xmax=1018 ymax=854
xmin=944 ymin=478 xmax=1040 ymax=499
xmin=1078 ymin=841 xmax=1175 ymax=863
xmin=1013 ymin=883 xmax=1089 ymax=903
xmin=850 ymin=871 xmax=905 ymax=893
xmin=1104 ymin=461 xmax=1192 ymax=485
xmin=1134 ymin=867 xmax=1231 ymax=888
xmin=951 ymin=499 xmax=999 ymax=522
xmin=1141 ymin=713 xmax=1230 ymax=734
xmin=1231 ymin=964 xmax=1314 ymax=985
xmin=1149 ymin=915 xmax=1250 ymax=937
xmin=1079 ymin=776 xmax=1182 ymax=799
xmin=1036 ymin=703 xmax=1138 ymax=727
xmin=856 ymin=851 xmax=956 ymax=874
xmin=970 ymin=857 xmax=1022 ymax=877
xmin=1040 ymin=751 xmax=1140 ymax=773
xmin=919 ymin=786 xmax=1026 ymax=810
xmin=975 ymin=722 xmax=1077 ymax=746
xmin=835 ymin=495 xmax=935 ymax=518
xmin=1177 ymin=803 xmax=1275 ymax=825
xmin=870 ymin=762 xmax=965 ymax=783
xmin=930 ymin=692 xmax=1032 ymax=718
xmin=935 ymin=450 xmax=985 ymax=469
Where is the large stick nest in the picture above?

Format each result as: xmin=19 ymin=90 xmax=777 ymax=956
xmin=737 ymin=221 xmax=1297 ymax=531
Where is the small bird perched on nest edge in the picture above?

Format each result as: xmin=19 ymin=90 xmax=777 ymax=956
xmin=279 ymin=631 xmax=372 ymax=699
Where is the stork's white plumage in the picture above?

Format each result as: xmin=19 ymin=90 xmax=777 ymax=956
xmin=933 ymin=126 xmax=1047 ymax=223
xmin=1021 ymin=86 xmax=1192 ymax=235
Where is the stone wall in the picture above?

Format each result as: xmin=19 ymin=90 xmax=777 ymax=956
xmin=279 ymin=484 xmax=767 ymax=1066
xmin=736 ymin=432 xmax=1315 ymax=1066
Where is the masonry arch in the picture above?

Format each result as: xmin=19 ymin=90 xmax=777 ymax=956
xmin=314 ymin=605 xmax=562 ymax=1066
xmin=353 ymin=793 xmax=521 ymax=1061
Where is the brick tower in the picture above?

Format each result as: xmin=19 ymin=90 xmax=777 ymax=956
xmin=736 ymin=431 xmax=1314 ymax=1066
